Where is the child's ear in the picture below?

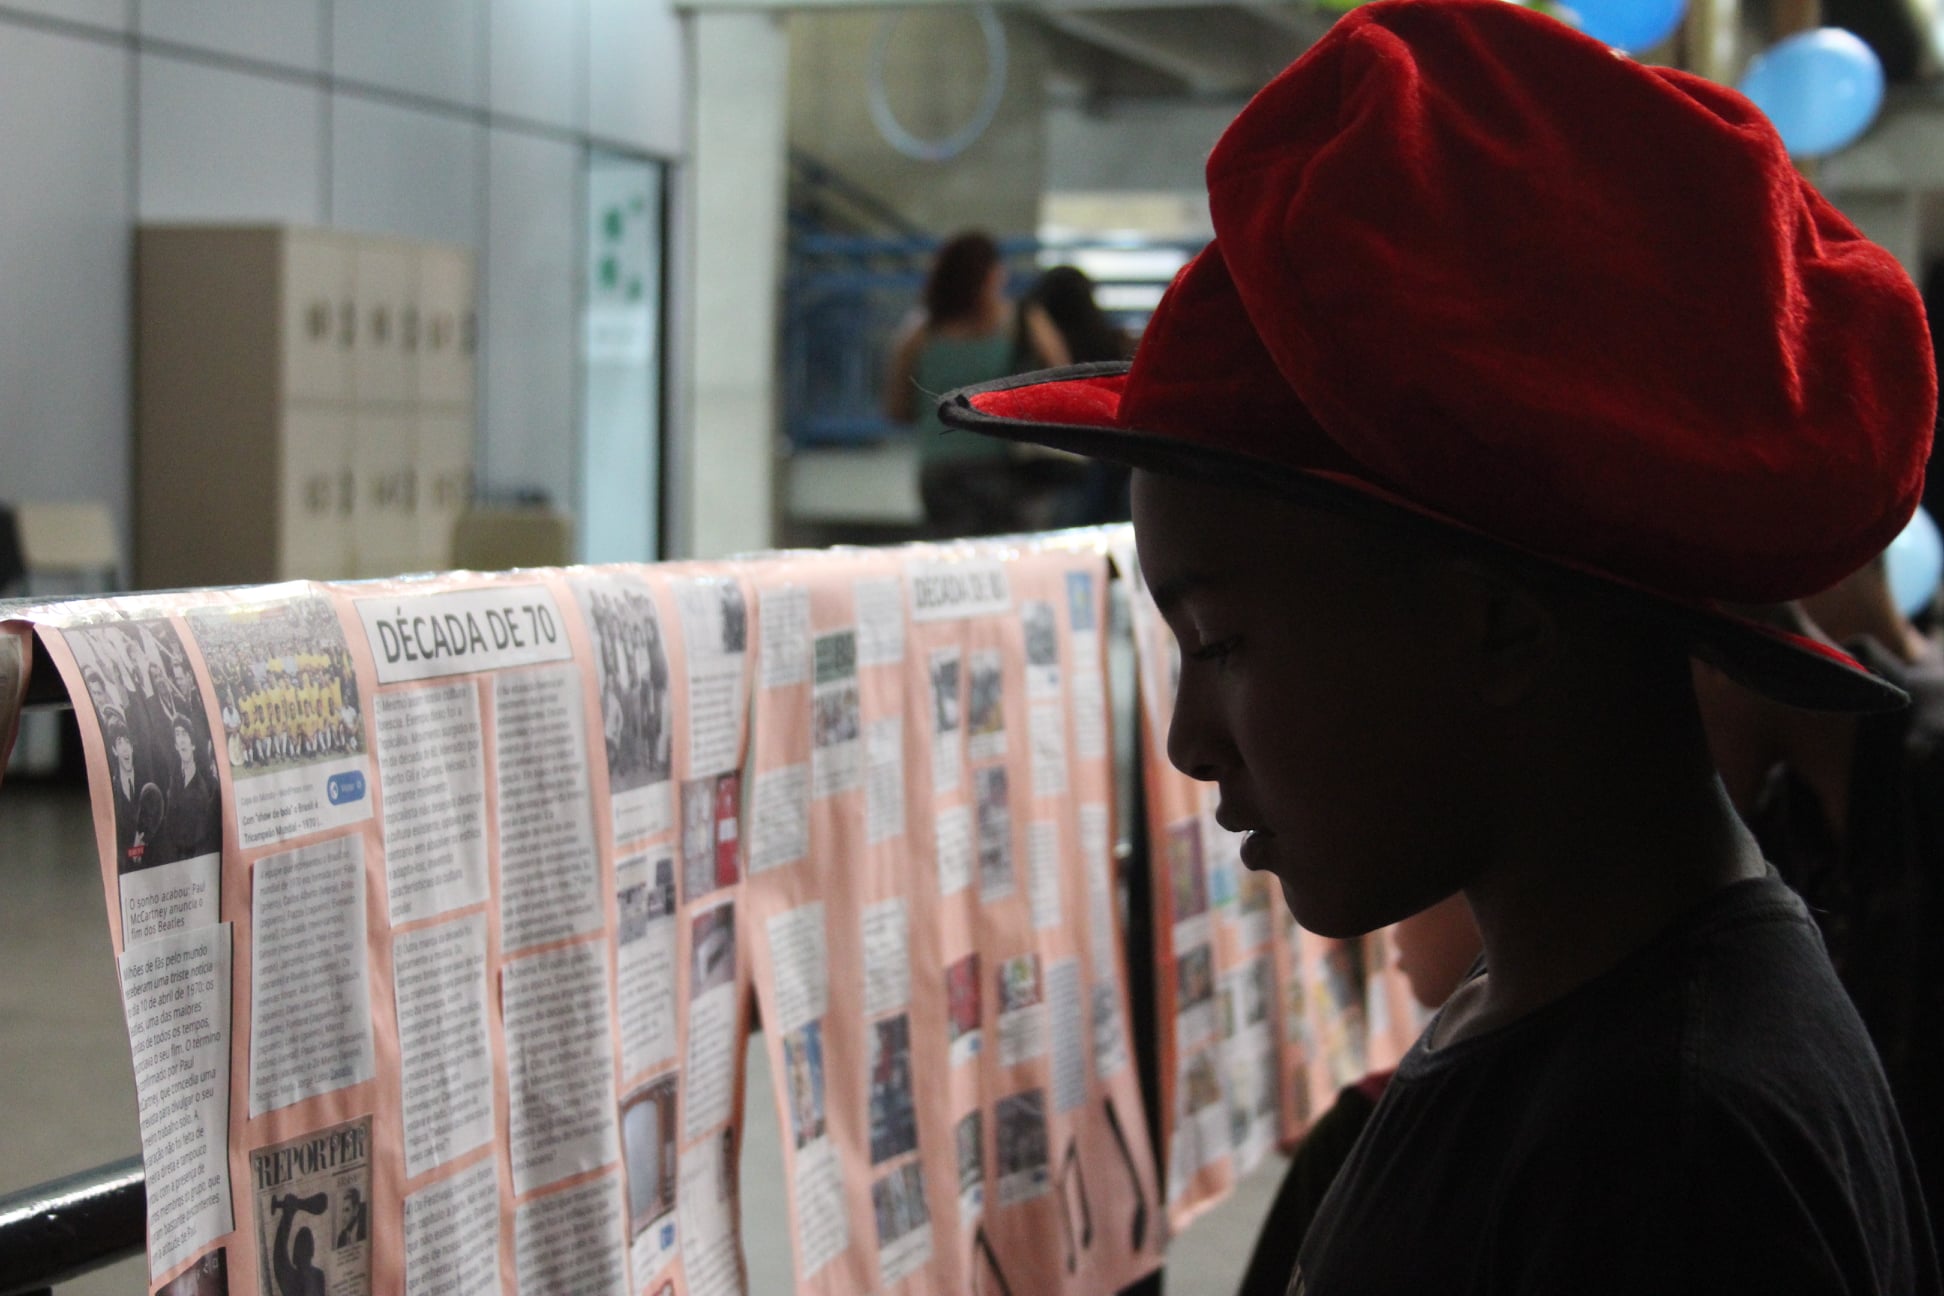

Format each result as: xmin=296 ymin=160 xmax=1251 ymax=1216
xmin=1438 ymin=559 xmax=1560 ymax=708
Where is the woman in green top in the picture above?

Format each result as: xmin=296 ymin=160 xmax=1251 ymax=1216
xmin=883 ymin=231 xmax=1069 ymax=536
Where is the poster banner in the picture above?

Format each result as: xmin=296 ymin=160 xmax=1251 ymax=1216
xmin=0 ymin=621 xmax=27 ymax=789
xmin=741 ymin=536 xmax=1162 ymax=1296
xmin=30 ymin=565 xmax=753 ymax=1296
xmin=1107 ymin=528 xmax=1423 ymax=1231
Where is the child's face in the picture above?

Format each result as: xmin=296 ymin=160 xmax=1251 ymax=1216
xmin=1132 ymin=470 xmax=1486 ymax=938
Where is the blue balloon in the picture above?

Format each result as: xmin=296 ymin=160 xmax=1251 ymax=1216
xmin=1566 ymin=0 xmax=1686 ymax=52
xmin=1887 ymin=507 xmax=1943 ymax=619
xmin=1737 ymin=29 xmax=1885 ymax=158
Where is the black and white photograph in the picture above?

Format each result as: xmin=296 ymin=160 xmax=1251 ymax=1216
xmin=871 ymin=1160 xmax=932 ymax=1281
xmin=782 ymin=1020 xmax=828 ymax=1149
xmin=995 ymin=1088 xmax=1051 ymax=1206
xmin=188 ymin=596 xmax=364 ymax=775
xmin=967 ymin=649 xmax=1005 ymax=753
xmin=812 ymin=631 xmax=861 ymax=751
xmin=619 ymin=853 xmax=678 ymax=943
xmin=571 ymin=574 xmax=673 ymax=796
xmin=158 ymin=1248 xmax=229 ymax=1296
xmin=691 ymin=902 xmax=737 ymax=1000
xmin=868 ymin=1013 xmax=918 ymax=1165
xmin=975 ymin=765 xmax=1013 ymax=900
xmin=66 ymin=618 xmax=223 ymax=874
xmin=929 ymin=648 xmax=961 ymax=734
xmin=718 ymin=579 xmax=748 ymax=655
xmin=623 ymin=1073 xmax=680 ymax=1235
xmin=1022 ymin=600 xmax=1059 ymax=668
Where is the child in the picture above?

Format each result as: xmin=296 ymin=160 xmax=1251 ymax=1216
xmin=939 ymin=0 xmax=1940 ymax=1289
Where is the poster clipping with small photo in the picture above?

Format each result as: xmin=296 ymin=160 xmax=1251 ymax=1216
xmin=868 ymin=1013 xmax=919 ymax=1165
xmin=570 ymin=573 xmax=674 ymax=844
xmin=623 ymin=1073 xmax=681 ymax=1286
xmin=64 ymin=617 xmax=225 ymax=939
xmin=187 ymin=596 xmax=371 ymax=850
xmin=681 ymin=772 xmax=742 ymax=903
xmin=783 ymin=1020 xmax=829 ymax=1149
xmin=996 ymin=1088 xmax=1051 ymax=1206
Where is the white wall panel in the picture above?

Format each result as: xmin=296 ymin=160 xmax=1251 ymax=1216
xmin=0 ymin=25 xmax=131 ymax=561
xmin=136 ymin=0 xmax=323 ymax=72
xmin=490 ymin=0 xmax=584 ymax=130
xmin=137 ymin=54 xmax=325 ymax=223
xmin=332 ymin=98 xmax=484 ymax=247
xmin=588 ymin=0 xmax=683 ymax=157
xmin=333 ymin=0 xmax=483 ymax=109
xmin=481 ymin=130 xmax=578 ymax=508
xmin=5 ymin=0 xmax=126 ymax=32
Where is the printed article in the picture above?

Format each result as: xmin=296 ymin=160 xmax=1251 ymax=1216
xmin=64 ymin=618 xmax=223 ymax=939
xmin=121 ymin=924 xmax=234 ymax=1280
xmin=249 ymin=835 xmax=376 ymax=1117
xmin=946 ymin=953 xmax=982 ymax=1067
xmin=622 ymin=1074 xmax=680 ymax=1288
xmin=861 ymin=899 xmax=911 ymax=1017
xmin=955 ymin=1111 xmax=984 ymax=1227
xmin=684 ymin=898 xmax=740 ymax=1139
xmin=868 ymin=1014 xmax=918 ymax=1165
xmin=928 ymin=647 xmax=963 ymax=794
xmin=997 ymin=954 xmax=1049 ymax=1066
xmin=1029 ymin=703 xmax=1069 ymax=799
xmin=995 ymin=1088 xmax=1051 ymax=1206
xmin=749 ymin=763 xmax=810 ymax=874
xmin=863 ymin=717 xmax=905 ymax=845
xmin=681 ymin=772 xmax=741 ymax=901
xmin=966 ymin=650 xmax=1006 ymax=762
xmin=251 ymin=1116 xmax=372 ymax=1296
xmin=811 ymin=630 xmax=862 ymax=799
xmin=1050 ymin=958 xmax=1088 ymax=1115
xmin=1028 ymin=819 xmax=1063 ymax=932
xmin=568 ymin=573 xmax=675 ymax=844
xmin=503 ymin=940 xmax=621 ymax=1195
xmin=188 ymin=596 xmax=371 ymax=849
xmin=975 ymin=765 xmax=1015 ymax=902
xmin=374 ymin=681 xmax=488 ymax=926
xmin=872 ymin=1161 xmax=933 ymax=1285
xmin=906 ymin=558 xmax=1010 ymax=622
xmin=672 ymin=576 xmax=748 ymax=778
xmin=494 ymin=665 xmax=604 ymax=951
xmin=766 ymin=903 xmax=829 ymax=1033
xmin=678 ymin=1133 xmax=744 ymax=1296
xmin=935 ymin=804 xmax=973 ymax=898
xmin=1022 ymin=600 xmax=1062 ymax=699
xmin=513 ymin=1175 xmax=628 ymax=1296
xmin=854 ymin=577 xmax=905 ymax=667
xmin=616 ymin=852 xmax=680 ymax=1079
xmin=402 ymin=1157 xmax=501 ymax=1296
xmin=392 ymin=914 xmax=495 ymax=1179
xmin=758 ymin=584 xmax=811 ymax=689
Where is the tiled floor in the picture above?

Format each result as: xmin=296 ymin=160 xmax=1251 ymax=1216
xmin=0 ymin=781 xmax=1286 ymax=1295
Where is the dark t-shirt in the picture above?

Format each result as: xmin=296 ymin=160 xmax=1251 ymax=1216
xmin=1290 ymin=876 xmax=1938 ymax=1295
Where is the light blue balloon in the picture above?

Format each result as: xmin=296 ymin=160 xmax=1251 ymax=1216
xmin=1887 ymin=506 xmax=1943 ymax=619
xmin=1737 ymin=29 xmax=1885 ymax=158
xmin=1566 ymin=0 xmax=1686 ymax=52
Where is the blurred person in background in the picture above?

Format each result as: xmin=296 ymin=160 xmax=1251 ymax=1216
xmin=883 ymin=231 xmax=1069 ymax=536
xmin=1234 ymin=895 xmax=1482 ymax=1296
xmin=1695 ymin=551 xmax=1944 ymax=1246
xmin=1017 ymin=265 xmax=1137 ymax=526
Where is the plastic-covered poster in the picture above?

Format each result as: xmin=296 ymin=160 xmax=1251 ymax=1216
xmin=740 ymin=538 xmax=1162 ymax=1296
xmin=0 ymin=621 xmax=27 ymax=790
xmin=1106 ymin=529 xmax=1420 ymax=1230
xmin=31 ymin=566 xmax=754 ymax=1296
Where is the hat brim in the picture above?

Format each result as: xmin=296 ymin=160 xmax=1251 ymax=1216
xmin=938 ymin=363 xmax=1907 ymax=714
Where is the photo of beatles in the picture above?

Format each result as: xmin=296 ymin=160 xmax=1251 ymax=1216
xmin=573 ymin=577 xmax=673 ymax=795
xmin=67 ymin=619 xmax=223 ymax=872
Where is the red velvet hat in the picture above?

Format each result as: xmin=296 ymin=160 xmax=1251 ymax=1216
xmin=938 ymin=0 xmax=1936 ymax=711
